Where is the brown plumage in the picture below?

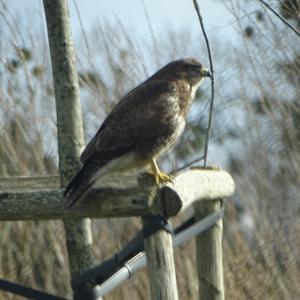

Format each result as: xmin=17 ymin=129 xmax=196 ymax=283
xmin=64 ymin=58 xmax=210 ymax=207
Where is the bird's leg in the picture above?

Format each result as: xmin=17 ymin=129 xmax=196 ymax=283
xmin=150 ymin=158 xmax=174 ymax=186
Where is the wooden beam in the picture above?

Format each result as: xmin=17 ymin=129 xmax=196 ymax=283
xmin=167 ymin=168 xmax=235 ymax=211
xmin=194 ymin=200 xmax=224 ymax=300
xmin=0 ymin=170 xmax=234 ymax=221
xmin=0 ymin=186 xmax=179 ymax=220
xmin=0 ymin=176 xmax=60 ymax=192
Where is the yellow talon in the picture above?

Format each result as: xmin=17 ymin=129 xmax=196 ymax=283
xmin=150 ymin=158 xmax=174 ymax=186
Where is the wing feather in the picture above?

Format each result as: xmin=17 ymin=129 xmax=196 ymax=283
xmin=64 ymin=79 xmax=177 ymax=206
xmin=80 ymin=79 xmax=177 ymax=164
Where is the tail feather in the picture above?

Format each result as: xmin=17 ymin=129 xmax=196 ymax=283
xmin=64 ymin=165 xmax=95 ymax=207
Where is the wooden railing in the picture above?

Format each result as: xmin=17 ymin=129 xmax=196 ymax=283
xmin=0 ymin=170 xmax=234 ymax=299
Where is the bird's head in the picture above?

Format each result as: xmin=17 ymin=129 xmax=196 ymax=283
xmin=156 ymin=58 xmax=211 ymax=86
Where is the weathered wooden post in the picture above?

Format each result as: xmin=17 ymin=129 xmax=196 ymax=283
xmin=143 ymin=216 xmax=179 ymax=300
xmin=194 ymin=200 xmax=224 ymax=300
xmin=43 ymin=0 xmax=96 ymax=296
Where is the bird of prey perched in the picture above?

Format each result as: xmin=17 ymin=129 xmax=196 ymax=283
xmin=64 ymin=58 xmax=210 ymax=207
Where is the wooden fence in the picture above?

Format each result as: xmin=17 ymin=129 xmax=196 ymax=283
xmin=0 ymin=1 xmax=235 ymax=299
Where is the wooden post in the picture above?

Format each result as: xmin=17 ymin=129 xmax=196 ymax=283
xmin=142 ymin=187 xmax=179 ymax=300
xmin=143 ymin=220 xmax=179 ymax=300
xmin=194 ymin=200 xmax=224 ymax=300
xmin=43 ymin=0 xmax=96 ymax=295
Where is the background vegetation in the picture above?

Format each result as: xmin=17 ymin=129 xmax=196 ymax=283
xmin=0 ymin=0 xmax=299 ymax=299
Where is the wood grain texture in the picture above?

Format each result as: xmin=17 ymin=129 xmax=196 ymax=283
xmin=0 ymin=186 xmax=180 ymax=220
xmin=0 ymin=170 xmax=234 ymax=221
xmin=43 ymin=0 xmax=96 ymax=289
xmin=143 ymin=218 xmax=179 ymax=300
xmin=194 ymin=200 xmax=224 ymax=300
xmin=167 ymin=169 xmax=235 ymax=211
xmin=0 ymin=176 xmax=60 ymax=192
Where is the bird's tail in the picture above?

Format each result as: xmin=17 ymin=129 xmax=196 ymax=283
xmin=63 ymin=164 xmax=96 ymax=208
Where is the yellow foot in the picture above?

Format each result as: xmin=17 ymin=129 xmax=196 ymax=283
xmin=154 ymin=171 xmax=174 ymax=186
xmin=150 ymin=158 xmax=175 ymax=186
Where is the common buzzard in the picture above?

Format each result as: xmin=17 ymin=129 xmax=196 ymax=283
xmin=64 ymin=58 xmax=210 ymax=207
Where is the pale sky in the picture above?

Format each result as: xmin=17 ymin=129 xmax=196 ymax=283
xmin=5 ymin=0 xmax=237 ymax=43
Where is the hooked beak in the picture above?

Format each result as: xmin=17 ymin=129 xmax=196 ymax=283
xmin=200 ymin=67 xmax=211 ymax=78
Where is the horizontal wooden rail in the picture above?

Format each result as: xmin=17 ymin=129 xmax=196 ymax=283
xmin=166 ymin=168 xmax=234 ymax=211
xmin=0 ymin=169 xmax=235 ymax=221
xmin=0 ymin=175 xmax=60 ymax=192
